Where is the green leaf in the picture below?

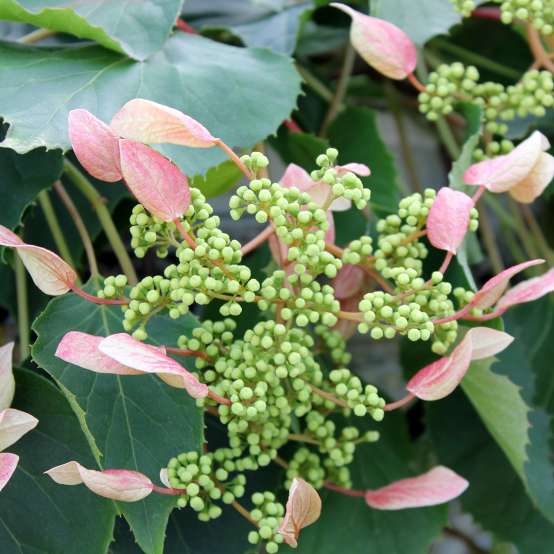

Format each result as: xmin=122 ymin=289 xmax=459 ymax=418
xmin=187 ymin=0 xmax=313 ymax=54
xmin=0 ymin=369 xmax=116 ymax=553
xmin=191 ymin=160 xmax=243 ymax=199
xmin=270 ymin=129 xmax=329 ymax=172
xmin=428 ymin=389 xmax=554 ymax=554
xmin=292 ymin=414 xmax=447 ymax=553
xmin=0 ymin=34 xmax=301 ymax=176
xmin=0 ymin=146 xmax=62 ymax=230
xmin=371 ymin=0 xmax=462 ymax=45
xmin=32 ymin=291 xmax=204 ymax=554
xmin=328 ymin=107 xmax=401 ymax=216
xmin=0 ymin=0 xmax=183 ymax=60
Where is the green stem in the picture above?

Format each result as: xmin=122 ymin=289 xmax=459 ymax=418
xmin=37 ymin=189 xmax=77 ymax=271
xmin=431 ymin=38 xmax=521 ymax=80
xmin=520 ymin=204 xmax=554 ymax=266
xmin=18 ymin=28 xmax=56 ymax=44
xmin=478 ymin=206 xmax=504 ymax=274
xmin=63 ymin=159 xmax=138 ymax=285
xmin=508 ymin=197 xmax=542 ymax=274
xmin=15 ymin=257 xmax=29 ymax=361
xmin=435 ymin=117 xmax=461 ymax=159
xmin=296 ymin=64 xmax=334 ymax=103
xmin=319 ymin=44 xmax=355 ymax=136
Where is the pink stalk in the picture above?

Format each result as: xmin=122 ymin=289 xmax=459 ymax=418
xmin=284 ymin=119 xmax=302 ymax=133
xmin=384 ymin=393 xmax=415 ymax=412
xmin=472 ymin=185 xmax=486 ymax=204
xmin=433 ymin=304 xmax=472 ymax=325
xmin=215 ymin=141 xmax=252 ymax=179
xmin=207 ymin=390 xmax=231 ymax=405
xmin=241 ymin=226 xmax=275 ymax=255
xmin=151 ymin=484 xmax=183 ymax=496
xmin=173 ymin=218 xmax=197 ymax=248
xmin=70 ymin=286 xmax=129 ymax=305
xmin=438 ymin=251 xmax=454 ymax=275
xmin=165 ymin=347 xmax=212 ymax=361
xmin=407 ymin=72 xmax=426 ymax=92
xmin=324 ymin=481 xmax=366 ymax=498
xmin=472 ymin=7 xmax=501 ymax=20
xmin=175 ymin=19 xmax=198 ymax=34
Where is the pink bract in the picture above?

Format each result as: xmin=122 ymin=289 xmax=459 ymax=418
xmin=364 ymin=466 xmax=468 ymax=510
xmin=0 ymin=226 xmax=77 ymax=296
xmin=68 ymin=109 xmax=122 ymax=182
xmin=0 ymin=453 xmax=19 ymax=492
xmin=464 ymin=131 xmax=554 ymax=203
xmin=119 ymin=139 xmax=191 ymax=222
xmin=0 ymin=408 xmax=38 ymax=452
xmin=427 ymin=188 xmax=474 ymax=254
xmin=46 ymin=461 xmax=154 ymax=502
xmin=110 ymin=98 xmax=218 ymax=148
xmin=0 ymin=342 xmax=15 ymax=412
xmin=497 ymin=267 xmax=554 ymax=311
xmin=331 ymin=3 xmax=417 ymax=80
xmin=277 ymin=478 xmax=322 ymax=547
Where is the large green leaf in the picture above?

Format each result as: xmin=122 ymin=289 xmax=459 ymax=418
xmin=371 ymin=0 xmax=462 ymax=45
xmin=0 ymin=369 xmax=116 ymax=553
xmin=191 ymin=160 xmax=243 ymax=199
xmin=186 ymin=0 xmax=312 ymax=54
xmin=429 ymin=389 xmax=554 ymax=554
xmin=292 ymin=415 xmax=447 ymax=553
xmin=0 ymin=34 xmax=301 ymax=176
xmin=32 ymin=291 xmax=204 ymax=554
xmin=0 ymin=146 xmax=62 ymax=229
xmin=0 ymin=0 xmax=183 ymax=60
xmin=328 ymin=107 xmax=401 ymax=217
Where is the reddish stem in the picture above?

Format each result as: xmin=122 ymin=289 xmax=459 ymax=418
xmin=384 ymin=393 xmax=415 ymax=412
xmin=241 ymin=225 xmax=275 ymax=255
xmin=173 ymin=218 xmax=197 ymax=248
xmin=284 ymin=119 xmax=302 ymax=133
xmin=472 ymin=185 xmax=486 ymax=205
xmin=215 ymin=140 xmax=252 ymax=179
xmin=460 ymin=309 xmax=505 ymax=321
xmin=175 ymin=19 xmax=198 ymax=34
xmin=438 ymin=251 xmax=454 ymax=275
xmin=407 ymin=72 xmax=426 ymax=93
xmin=324 ymin=481 xmax=365 ymax=498
xmin=208 ymin=389 xmax=231 ymax=405
xmin=152 ymin=484 xmax=183 ymax=496
xmin=165 ymin=347 xmax=212 ymax=361
xmin=471 ymin=7 xmax=501 ymax=21
xmin=433 ymin=304 xmax=472 ymax=325
xmin=70 ymin=286 xmax=128 ymax=305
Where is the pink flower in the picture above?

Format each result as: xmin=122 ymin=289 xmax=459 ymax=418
xmin=278 ymin=478 xmax=322 ymax=547
xmin=331 ymin=3 xmax=417 ymax=80
xmin=56 ymin=332 xmax=209 ymax=400
xmin=365 ymin=466 xmax=468 ymax=510
xmin=0 ymin=225 xmax=77 ymax=296
xmin=427 ymin=188 xmax=474 ymax=254
xmin=0 ymin=408 xmax=38 ymax=492
xmin=110 ymin=98 xmax=218 ymax=148
xmin=464 ymin=131 xmax=554 ymax=203
xmin=45 ymin=461 xmax=154 ymax=502
xmin=407 ymin=327 xmax=513 ymax=401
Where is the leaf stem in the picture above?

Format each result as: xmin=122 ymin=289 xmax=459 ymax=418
xmin=70 ymin=286 xmax=128 ymax=305
xmin=15 ymin=257 xmax=29 ymax=360
xmin=323 ymin=481 xmax=365 ymax=498
xmin=527 ymin=24 xmax=554 ymax=73
xmin=477 ymin=206 xmax=504 ymax=274
xmin=309 ymin=384 xmax=348 ymax=408
xmin=241 ymin=225 xmax=275 ymax=256
xmin=384 ymin=393 xmax=415 ymax=412
xmin=320 ymin=43 xmax=356 ymax=136
xmin=37 ymin=189 xmax=77 ymax=271
xmin=63 ymin=159 xmax=138 ymax=285
xmin=18 ymin=28 xmax=56 ymax=44
xmin=436 ymin=117 xmax=461 ymax=159
xmin=53 ymin=181 xmax=99 ymax=279
xmin=296 ymin=64 xmax=334 ymax=103
xmin=216 ymin=140 xmax=252 ymax=179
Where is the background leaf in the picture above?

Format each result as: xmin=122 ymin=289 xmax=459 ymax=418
xmin=32 ymin=291 xmax=204 ymax=554
xmin=0 ymin=0 xmax=184 ymax=60
xmin=0 ymin=34 xmax=301 ymax=176
xmin=0 ymin=368 xmax=116 ymax=553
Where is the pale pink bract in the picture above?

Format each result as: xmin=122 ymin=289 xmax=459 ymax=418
xmin=0 ymin=343 xmax=15 ymax=412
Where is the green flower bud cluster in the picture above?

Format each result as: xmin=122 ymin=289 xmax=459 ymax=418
xmin=342 ymin=236 xmax=373 ymax=265
xmin=328 ymin=368 xmax=386 ymax=420
xmin=500 ymin=0 xmax=554 ymax=35
xmin=177 ymin=318 xmax=237 ymax=365
xmin=285 ymin=448 xmax=327 ymax=489
xmin=257 ymin=270 xmax=340 ymax=328
xmin=451 ymin=0 xmax=476 ymax=16
xmin=418 ymin=63 xmax=480 ymax=121
xmin=314 ymin=324 xmax=352 ymax=366
xmin=167 ymin=450 xmax=246 ymax=521
xmin=239 ymin=151 xmax=270 ymax=177
xmin=247 ymin=492 xmax=285 ymax=553
xmin=374 ymin=190 xmax=436 ymax=277
xmin=129 ymin=204 xmax=177 ymax=259
xmin=97 ymin=274 xmax=128 ymax=300
xmin=310 ymin=149 xmax=372 ymax=211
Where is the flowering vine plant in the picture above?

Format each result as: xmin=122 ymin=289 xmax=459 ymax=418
xmin=0 ymin=1 xmax=553 ymax=553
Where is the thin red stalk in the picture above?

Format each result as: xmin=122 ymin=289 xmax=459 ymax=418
xmin=165 ymin=346 xmax=212 ymax=361
xmin=324 ymin=481 xmax=365 ymax=498
xmin=284 ymin=119 xmax=302 ymax=133
xmin=461 ymin=309 xmax=505 ymax=321
xmin=173 ymin=218 xmax=197 ymax=248
xmin=215 ymin=140 xmax=252 ymax=179
xmin=433 ymin=304 xmax=472 ymax=324
xmin=407 ymin=72 xmax=426 ymax=93
xmin=241 ymin=225 xmax=275 ymax=255
xmin=152 ymin=484 xmax=183 ymax=496
xmin=438 ymin=251 xmax=454 ymax=274
xmin=472 ymin=185 xmax=486 ymax=205
xmin=384 ymin=393 xmax=415 ymax=412
xmin=208 ymin=389 xmax=231 ymax=406
xmin=471 ymin=7 xmax=501 ymax=20
xmin=175 ymin=19 xmax=198 ymax=34
xmin=70 ymin=286 xmax=128 ymax=305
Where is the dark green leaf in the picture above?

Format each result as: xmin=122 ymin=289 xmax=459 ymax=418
xmin=0 ymin=146 xmax=62 ymax=229
xmin=32 ymin=291 xmax=204 ymax=554
xmin=0 ymin=0 xmax=183 ymax=60
xmin=0 ymin=35 xmax=301 ymax=176
xmin=191 ymin=160 xmax=243 ymax=199
xmin=270 ymin=129 xmax=328 ymax=172
xmin=0 ymin=369 xmax=116 ymax=553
